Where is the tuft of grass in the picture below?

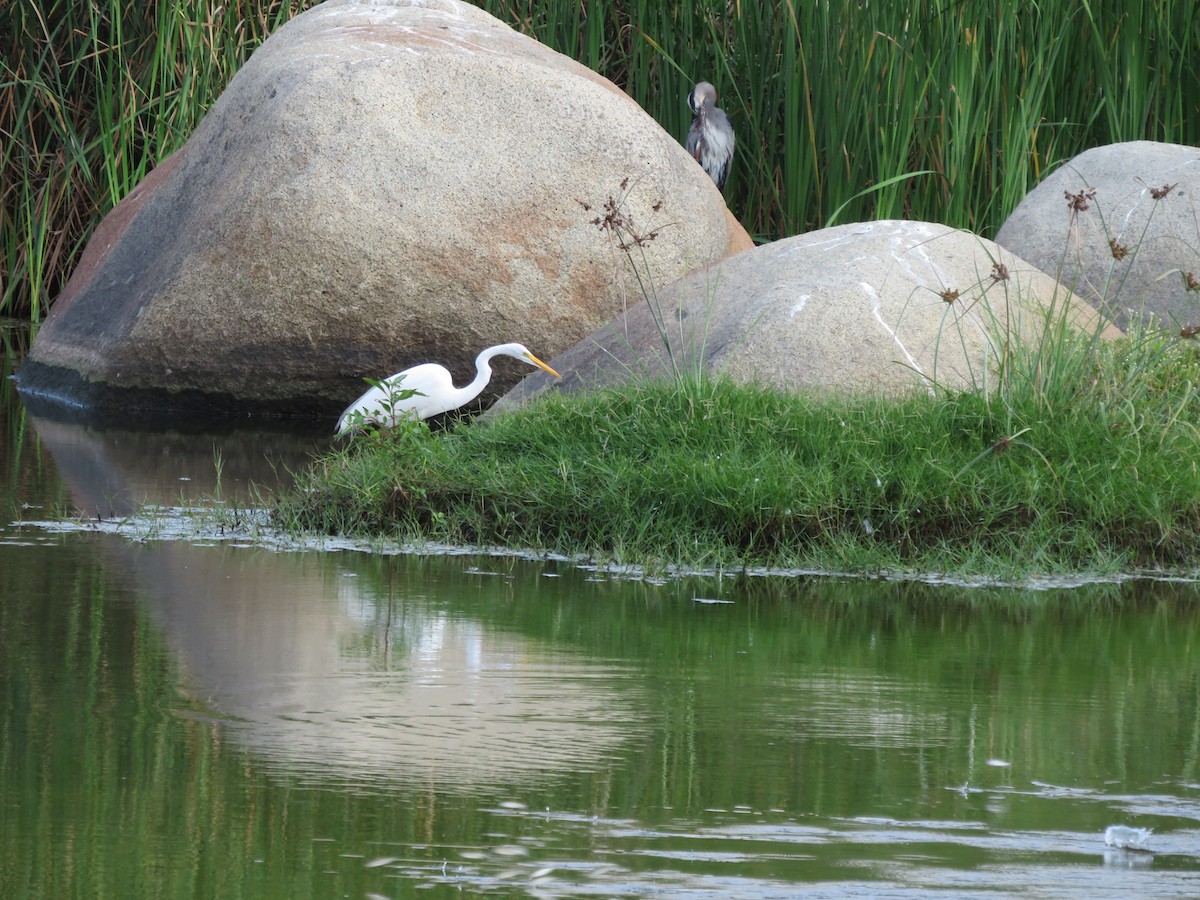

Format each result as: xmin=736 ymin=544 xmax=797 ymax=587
xmin=274 ymin=328 xmax=1200 ymax=578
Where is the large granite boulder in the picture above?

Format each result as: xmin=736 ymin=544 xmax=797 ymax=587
xmin=494 ymin=220 xmax=1121 ymax=407
xmin=16 ymin=0 xmax=750 ymax=422
xmin=995 ymin=141 xmax=1200 ymax=331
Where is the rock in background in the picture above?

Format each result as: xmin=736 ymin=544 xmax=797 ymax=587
xmin=495 ymin=220 xmax=1120 ymax=408
xmin=995 ymin=141 xmax=1200 ymax=331
xmin=16 ymin=0 xmax=749 ymax=421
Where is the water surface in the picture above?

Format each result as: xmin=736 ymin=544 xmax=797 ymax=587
xmin=2 ymin=351 xmax=1198 ymax=898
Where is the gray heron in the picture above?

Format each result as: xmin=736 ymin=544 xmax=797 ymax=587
xmin=685 ymin=82 xmax=735 ymax=192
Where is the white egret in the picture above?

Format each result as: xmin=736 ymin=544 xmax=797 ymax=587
xmin=336 ymin=342 xmax=560 ymax=434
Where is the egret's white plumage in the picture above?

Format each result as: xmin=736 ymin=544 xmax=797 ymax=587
xmin=336 ymin=342 xmax=560 ymax=434
xmin=685 ymin=81 xmax=734 ymax=192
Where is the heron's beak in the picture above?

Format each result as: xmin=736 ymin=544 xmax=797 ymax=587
xmin=526 ymin=352 xmax=561 ymax=378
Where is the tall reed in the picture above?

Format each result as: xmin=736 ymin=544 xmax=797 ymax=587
xmin=4 ymin=0 xmax=1199 ymax=320
xmin=1 ymin=0 xmax=316 ymax=321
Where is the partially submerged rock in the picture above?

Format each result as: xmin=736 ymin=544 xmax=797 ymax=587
xmin=16 ymin=0 xmax=749 ymax=422
xmin=495 ymin=220 xmax=1121 ymax=408
xmin=996 ymin=141 xmax=1200 ymax=331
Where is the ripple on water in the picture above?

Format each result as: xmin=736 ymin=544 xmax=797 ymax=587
xmin=321 ymin=806 xmax=1200 ymax=899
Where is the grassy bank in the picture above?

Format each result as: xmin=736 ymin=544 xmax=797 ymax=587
xmin=5 ymin=0 xmax=1200 ymax=319
xmin=275 ymin=327 xmax=1200 ymax=579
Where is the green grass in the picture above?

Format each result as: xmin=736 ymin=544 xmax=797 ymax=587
xmin=5 ymin=0 xmax=1200 ymax=318
xmin=274 ymin=325 xmax=1200 ymax=579
xmin=274 ymin=126 xmax=1200 ymax=579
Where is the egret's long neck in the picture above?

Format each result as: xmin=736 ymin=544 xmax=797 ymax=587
xmin=460 ymin=346 xmax=501 ymax=403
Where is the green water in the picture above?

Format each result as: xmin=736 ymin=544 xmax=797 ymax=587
xmin=2 ymin=351 xmax=1199 ymax=898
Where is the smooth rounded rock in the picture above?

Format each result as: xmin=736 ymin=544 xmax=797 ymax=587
xmin=996 ymin=141 xmax=1200 ymax=331
xmin=495 ymin=220 xmax=1120 ymax=407
xmin=16 ymin=0 xmax=749 ymax=422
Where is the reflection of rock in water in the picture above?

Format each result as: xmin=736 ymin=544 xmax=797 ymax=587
xmin=26 ymin=410 xmax=645 ymax=791
xmin=226 ymin=610 xmax=642 ymax=791
xmin=761 ymin=672 xmax=949 ymax=749
xmin=139 ymin=540 xmax=646 ymax=793
xmin=27 ymin=412 xmax=327 ymax=517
